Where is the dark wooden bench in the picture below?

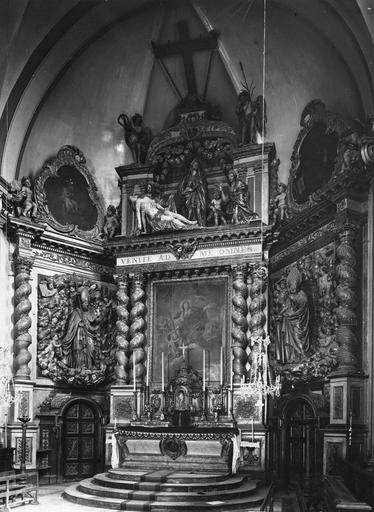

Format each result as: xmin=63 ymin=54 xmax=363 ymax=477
xmin=0 ymin=471 xmax=38 ymax=512
xmin=324 ymin=475 xmax=372 ymax=512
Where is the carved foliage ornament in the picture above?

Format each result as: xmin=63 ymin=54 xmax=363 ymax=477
xmin=37 ymin=273 xmax=115 ymax=386
xmin=270 ymin=243 xmax=338 ymax=383
xmin=34 ymin=146 xmax=104 ymax=240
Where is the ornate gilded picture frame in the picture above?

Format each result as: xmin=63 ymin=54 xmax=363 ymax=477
xmin=34 ymin=145 xmax=104 ymax=240
xmin=287 ymin=99 xmax=349 ymax=214
xmin=150 ymin=276 xmax=229 ymax=385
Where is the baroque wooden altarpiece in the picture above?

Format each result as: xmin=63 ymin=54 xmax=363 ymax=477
xmin=1 ymin=92 xmax=374 ymax=486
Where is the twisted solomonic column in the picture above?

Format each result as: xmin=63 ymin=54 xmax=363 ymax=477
xmin=335 ymin=226 xmax=359 ymax=373
xmin=231 ymin=264 xmax=248 ymax=384
xmin=248 ymin=264 xmax=268 ymax=340
xmin=129 ymin=273 xmax=146 ymax=385
xmin=114 ymin=274 xmax=130 ymax=384
xmin=14 ymin=256 xmax=34 ymax=380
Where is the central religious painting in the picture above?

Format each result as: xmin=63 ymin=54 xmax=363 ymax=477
xmin=151 ymin=277 xmax=228 ymax=384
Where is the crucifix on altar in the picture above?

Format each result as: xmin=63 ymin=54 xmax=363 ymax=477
xmin=179 ymin=342 xmax=191 ymax=363
xmin=151 ymin=20 xmax=219 ymax=102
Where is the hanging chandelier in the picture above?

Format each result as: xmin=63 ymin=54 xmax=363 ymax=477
xmin=239 ymin=335 xmax=281 ymax=404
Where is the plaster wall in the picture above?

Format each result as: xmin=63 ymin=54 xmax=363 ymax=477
xmin=0 ymin=0 xmax=79 ymax=115
xmin=0 ymin=230 xmax=14 ymax=353
xmin=17 ymin=1 xmax=363 ymax=204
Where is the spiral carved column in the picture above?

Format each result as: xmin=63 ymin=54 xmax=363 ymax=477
xmin=231 ymin=265 xmax=248 ymax=383
xmin=114 ymin=274 xmax=130 ymax=384
xmin=335 ymin=226 xmax=359 ymax=373
xmin=248 ymin=263 xmax=267 ymax=338
xmin=129 ymin=273 xmax=146 ymax=385
xmin=14 ymin=256 xmax=34 ymax=380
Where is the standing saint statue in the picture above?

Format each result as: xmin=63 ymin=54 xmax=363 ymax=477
xmin=275 ymin=267 xmax=310 ymax=364
xmin=61 ymin=287 xmax=100 ymax=369
xmin=179 ymin=158 xmax=207 ymax=226
xmin=226 ymin=169 xmax=256 ymax=224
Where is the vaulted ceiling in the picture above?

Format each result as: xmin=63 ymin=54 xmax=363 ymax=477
xmin=1 ymin=0 xmax=373 ymax=205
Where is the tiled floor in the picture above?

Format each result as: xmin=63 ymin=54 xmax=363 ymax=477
xmin=13 ymin=483 xmax=114 ymax=512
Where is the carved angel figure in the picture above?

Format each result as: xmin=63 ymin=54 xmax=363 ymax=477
xmin=117 ymin=113 xmax=152 ymax=164
xmin=9 ymin=177 xmax=38 ymax=219
xmin=273 ymin=183 xmax=289 ymax=224
xmin=207 ymin=186 xmax=228 ymax=226
xmin=102 ymin=204 xmax=120 ymax=240
xmin=236 ymin=89 xmax=267 ymax=145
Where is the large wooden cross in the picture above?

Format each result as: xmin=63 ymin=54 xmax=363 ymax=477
xmin=152 ymin=20 xmax=219 ymax=99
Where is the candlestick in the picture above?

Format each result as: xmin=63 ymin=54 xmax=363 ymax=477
xmin=203 ymin=349 xmax=206 ymax=390
xmin=161 ymin=352 xmax=165 ymax=392
xmin=220 ymin=346 xmax=223 ymax=386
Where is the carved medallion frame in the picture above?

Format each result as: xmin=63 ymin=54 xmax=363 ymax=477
xmin=34 ymin=145 xmax=104 ymax=240
xmin=287 ymin=100 xmax=349 ymax=215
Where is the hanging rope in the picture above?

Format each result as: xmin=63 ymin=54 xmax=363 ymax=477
xmin=260 ymin=0 xmax=267 ymax=255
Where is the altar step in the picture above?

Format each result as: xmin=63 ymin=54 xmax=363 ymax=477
xmin=121 ymin=454 xmax=228 ymax=473
xmin=63 ymin=468 xmax=271 ymax=511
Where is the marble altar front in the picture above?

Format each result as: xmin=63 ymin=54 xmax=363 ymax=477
xmin=115 ymin=424 xmax=240 ymax=473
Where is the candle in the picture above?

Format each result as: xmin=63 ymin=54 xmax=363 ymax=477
xmin=114 ymin=417 xmax=117 ymax=428
xmin=251 ymin=418 xmax=254 ymax=442
xmin=220 ymin=347 xmax=223 ymax=386
xmin=133 ymin=363 xmax=136 ymax=392
xmin=146 ymin=349 xmax=149 ymax=387
xmin=230 ymin=352 xmax=233 ymax=390
xmin=203 ymin=349 xmax=206 ymax=390
xmin=161 ymin=352 xmax=165 ymax=391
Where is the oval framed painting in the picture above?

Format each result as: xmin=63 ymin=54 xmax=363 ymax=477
xmin=34 ymin=145 xmax=104 ymax=240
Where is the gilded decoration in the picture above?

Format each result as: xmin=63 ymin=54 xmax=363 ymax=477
xmin=34 ymin=145 xmax=104 ymax=240
xmin=123 ymin=98 xmax=260 ymax=233
xmin=271 ymin=243 xmax=338 ymax=382
xmin=37 ymin=273 xmax=116 ymax=386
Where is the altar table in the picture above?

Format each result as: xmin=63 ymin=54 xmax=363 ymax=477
xmin=115 ymin=425 xmax=240 ymax=473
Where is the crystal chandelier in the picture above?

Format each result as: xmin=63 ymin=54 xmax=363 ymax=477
xmin=239 ymin=335 xmax=281 ymax=404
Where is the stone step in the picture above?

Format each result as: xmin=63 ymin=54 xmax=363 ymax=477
xmin=63 ymin=482 xmax=269 ymax=511
xmin=107 ymin=468 xmax=229 ymax=483
xmin=120 ymin=460 xmax=227 ymax=472
xmin=78 ymin=477 xmax=259 ymax=502
xmin=95 ymin=472 xmax=246 ymax=491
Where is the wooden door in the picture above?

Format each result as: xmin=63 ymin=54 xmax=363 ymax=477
xmin=285 ymin=400 xmax=318 ymax=490
xmin=62 ymin=401 xmax=98 ymax=480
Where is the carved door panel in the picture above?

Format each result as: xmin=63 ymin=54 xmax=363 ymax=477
xmin=62 ymin=402 xmax=98 ymax=480
xmin=285 ymin=401 xmax=318 ymax=490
